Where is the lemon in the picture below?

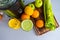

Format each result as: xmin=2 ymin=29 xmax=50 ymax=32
xmin=8 ymin=18 xmax=21 ymax=30
xmin=21 ymin=20 xmax=33 ymax=31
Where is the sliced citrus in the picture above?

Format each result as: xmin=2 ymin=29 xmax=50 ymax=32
xmin=8 ymin=18 xmax=21 ymax=30
xmin=24 ymin=6 xmax=33 ymax=16
xmin=21 ymin=20 xmax=33 ymax=31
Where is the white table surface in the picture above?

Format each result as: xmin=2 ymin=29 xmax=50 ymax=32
xmin=0 ymin=0 xmax=60 ymax=40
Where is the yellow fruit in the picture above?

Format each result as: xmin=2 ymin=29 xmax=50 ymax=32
xmin=31 ymin=10 xmax=39 ymax=18
xmin=8 ymin=18 xmax=21 ymax=30
xmin=24 ymin=6 xmax=33 ymax=16
xmin=21 ymin=14 xmax=30 ymax=20
xmin=36 ymin=20 xmax=44 ymax=28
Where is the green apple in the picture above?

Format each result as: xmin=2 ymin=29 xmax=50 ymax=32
xmin=20 ymin=0 xmax=35 ymax=8
xmin=28 ymin=3 xmax=35 ymax=10
xmin=35 ymin=0 xmax=43 ymax=8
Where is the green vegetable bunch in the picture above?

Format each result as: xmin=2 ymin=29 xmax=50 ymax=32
xmin=44 ymin=0 xmax=56 ymax=30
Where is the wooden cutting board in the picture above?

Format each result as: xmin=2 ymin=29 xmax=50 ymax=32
xmin=19 ymin=0 xmax=59 ymax=35
xmin=31 ymin=1 xmax=59 ymax=35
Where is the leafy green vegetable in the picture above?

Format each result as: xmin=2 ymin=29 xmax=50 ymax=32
xmin=44 ymin=0 xmax=56 ymax=30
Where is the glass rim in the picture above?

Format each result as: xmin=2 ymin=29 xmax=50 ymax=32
xmin=0 ymin=0 xmax=17 ymax=10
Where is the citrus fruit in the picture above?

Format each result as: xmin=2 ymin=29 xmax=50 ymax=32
xmin=21 ymin=20 xmax=33 ymax=31
xmin=24 ymin=6 xmax=33 ymax=16
xmin=8 ymin=18 xmax=21 ymax=30
xmin=21 ymin=14 xmax=30 ymax=20
xmin=0 ymin=12 xmax=3 ymax=20
xmin=0 ymin=14 xmax=3 ymax=20
xmin=36 ymin=20 xmax=44 ymax=28
xmin=31 ymin=10 xmax=39 ymax=18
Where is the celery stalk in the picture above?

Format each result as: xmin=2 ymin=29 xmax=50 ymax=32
xmin=44 ymin=0 xmax=56 ymax=30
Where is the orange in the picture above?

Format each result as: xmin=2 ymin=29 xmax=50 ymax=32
xmin=36 ymin=20 xmax=44 ymax=28
xmin=21 ymin=14 xmax=30 ymax=20
xmin=31 ymin=10 xmax=39 ymax=18
xmin=24 ymin=6 xmax=33 ymax=16
xmin=0 ymin=14 xmax=3 ymax=20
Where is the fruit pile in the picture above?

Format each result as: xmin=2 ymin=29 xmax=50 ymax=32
xmin=7 ymin=0 xmax=44 ymax=31
xmin=0 ymin=0 xmax=57 ymax=33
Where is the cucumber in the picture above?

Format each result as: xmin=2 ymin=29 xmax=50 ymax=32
xmin=4 ymin=10 xmax=17 ymax=18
